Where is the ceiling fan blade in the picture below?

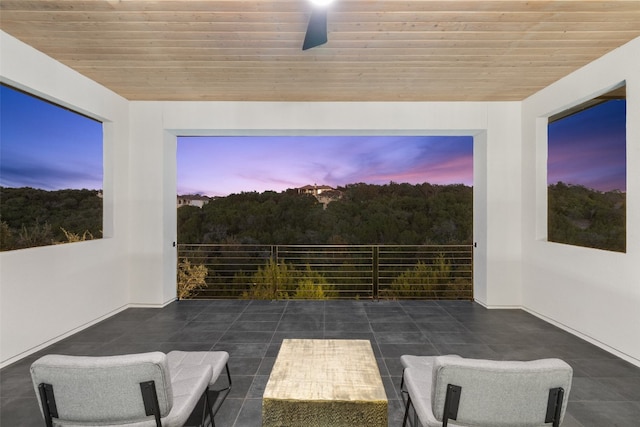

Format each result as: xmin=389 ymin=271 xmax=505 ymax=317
xmin=302 ymin=9 xmax=328 ymax=50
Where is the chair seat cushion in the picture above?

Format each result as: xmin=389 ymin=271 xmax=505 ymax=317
xmin=401 ymin=354 xmax=461 ymax=370
xmin=405 ymin=366 xmax=463 ymax=427
xmin=402 ymin=355 xmax=462 ymax=427
xmin=400 ymin=355 xmax=436 ymax=371
xmin=162 ymin=364 xmax=212 ymax=427
xmin=167 ymin=351 xmax=229 ymax=387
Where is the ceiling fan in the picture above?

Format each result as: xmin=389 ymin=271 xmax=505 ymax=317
xmin=302 ymin=0 xmax=335 ymax=50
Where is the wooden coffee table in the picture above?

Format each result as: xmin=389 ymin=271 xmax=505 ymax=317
xmin=262 ymin=339 xmax=388 ymax=426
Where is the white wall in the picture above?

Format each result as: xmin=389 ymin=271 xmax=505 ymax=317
xmin=483 ymin=103 xmax=523 ymax=307
xmin=0 ymin=32 xmax=131 ymax=367
xmin=127 ymin=103 xmax=178 ymax=306
xmin=128 ymin=100 xmax=523 ymax=309
xmin=521 ymin=37 xmax=640 ymax=365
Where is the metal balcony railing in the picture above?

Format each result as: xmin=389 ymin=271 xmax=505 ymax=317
xmin=177 ymin=244 xmax=473 ymax=300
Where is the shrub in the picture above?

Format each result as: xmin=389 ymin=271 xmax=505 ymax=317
xmin=381 ymin=253 xmax=469 ymax=299
xmin=177 ymin=258 xmax=208 ymax=299
xmin=242 ymin=260 xmax=331 ymax=300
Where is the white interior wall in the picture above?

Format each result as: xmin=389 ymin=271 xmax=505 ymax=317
xmin=0 ymin=32 xmax=132 ymax=367
xmin=521 ymin=37 xmax=640 ymax=365
xmin=127 ymin=103 xmax=177 ymax=306
xmin=483 ymin=103 xmax=523 ymax=307
xmin=127 ymin=101 xmax=523 ymax=309
xmin=473 ymin=132 xmax=489 ymax=303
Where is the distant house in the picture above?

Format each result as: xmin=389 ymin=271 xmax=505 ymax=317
xmin=297 ymin=185 xmax=342 ymax=208
xmin=297 ymin=184 xmax=334 ymax=196
xmin=177 ymin=194 xmax=210 ymax=208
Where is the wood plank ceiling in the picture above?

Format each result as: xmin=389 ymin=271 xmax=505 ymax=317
xmin=1 ymin=1 xmax=639 ymax=102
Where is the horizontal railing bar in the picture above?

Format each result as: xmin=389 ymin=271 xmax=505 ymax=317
xmin=178 ymin=243 xmax=472 ymax=300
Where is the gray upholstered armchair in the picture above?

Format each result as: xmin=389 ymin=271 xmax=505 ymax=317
xmin=30 ymin=351 xmax=227 ymax=427
xmin=401 ymin=355 xmax=573 ymax=427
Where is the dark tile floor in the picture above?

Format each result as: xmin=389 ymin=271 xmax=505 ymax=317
xmin=2 ymin=299 xmax=640 ymax=426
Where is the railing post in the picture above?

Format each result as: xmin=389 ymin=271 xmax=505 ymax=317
xmin=272 ymin=245 xmax=278 ymax=300
xmin=372 ymin=245 xmax=379 ymax=300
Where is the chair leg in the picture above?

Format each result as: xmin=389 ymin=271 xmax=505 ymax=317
xmin=400 ymin=369 xmax=408 ymax=404
xmin=402 ymin=394 xmax=411 ymax=427
xmin=553 ymin=388 xmax=565 ymax=427
xmin=209 ymin=363 xmax=232 ymax=417
xmin=139 ymin=381 xmax=162 ymax=427
xmin=200 ymin=363 xmax=232 ymax=427
xmin=201 ymin=389 xmax=215 ymax=427
xmin=38 ymin=384 xmax=56 ymax=427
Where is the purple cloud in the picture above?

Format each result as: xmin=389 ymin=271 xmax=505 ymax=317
xmin=177 ymin=135 xmax=473 ymax=196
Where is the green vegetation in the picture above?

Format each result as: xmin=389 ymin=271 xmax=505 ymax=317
xmin=548 ymin=182 xmax=625 ymax=252
xmin=380 ymin=254 xmax=471 ymax=299
xmin=241 ymin=259 xmax=332 ymax=300
xmin=3 ymin=181 xmax=622 ymax=299
xmin=59 ymin=228 xmax=96 ymax=243
xmin=178 ymin=182 xmax=473 ymax=245
xmin=177 ymin=258 xmax=208 ymax=299
xmin=178 ymin=182 xmax=473 ymax=300
xmin=0 ymin=187 xmax=102 ymax=251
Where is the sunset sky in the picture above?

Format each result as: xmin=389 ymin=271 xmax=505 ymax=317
xmin=548 ymin=99 xmax=626 ymax=192
xmin=0 ymin=85 xmax=103 ymax=190
xmin=0 ymin=84 xmax=627 ymax=195
xmin=177 ymin=135 xmax=473 ymax=196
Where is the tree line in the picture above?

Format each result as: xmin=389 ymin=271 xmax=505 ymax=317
xmin=1 ymin=182 xmax=622 ymax=254
xmin=0 ymin=187 xmax=102 ymax=251
xmin=548 ymin=182 xmax=625 ymax=252
xmin=178 ymin=182 xmax=474 ymax=246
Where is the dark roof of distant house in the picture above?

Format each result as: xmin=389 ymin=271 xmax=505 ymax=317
xmin=298 ymin=185 xmax=334 ymax=190
xmin=177 ymin=194 xmax=210 ymax=200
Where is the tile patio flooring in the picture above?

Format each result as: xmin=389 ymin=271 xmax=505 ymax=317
xmin=2 ymin=299 xmax=640 ymax=426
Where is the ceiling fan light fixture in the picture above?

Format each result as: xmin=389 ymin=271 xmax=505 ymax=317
xmin=303 ymin=0 xmax=334 ymax=50
xmin=309 ymin=0 xmax=335 ymax=6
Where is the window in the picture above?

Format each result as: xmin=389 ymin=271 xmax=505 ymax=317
xmin=547 ymin=85 xmax=626 ymax=252
xmin=0 ymin=84 xmax=103 ymax=250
